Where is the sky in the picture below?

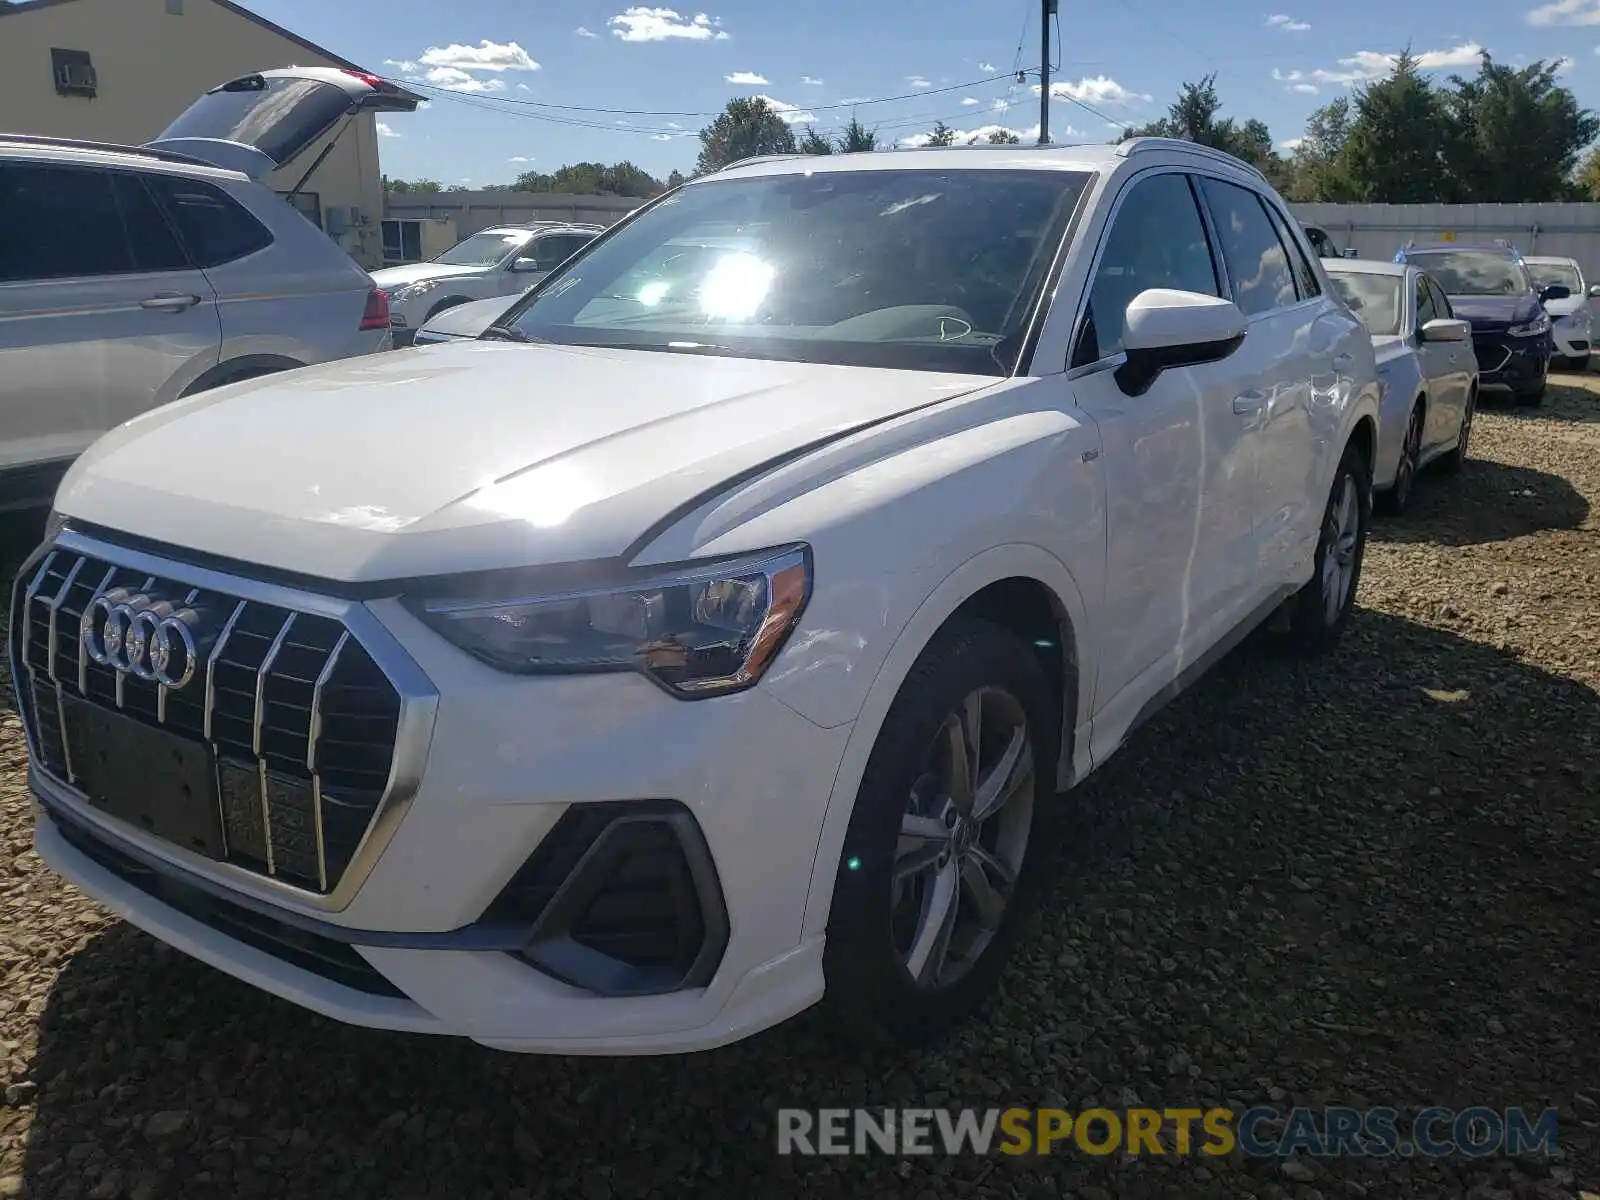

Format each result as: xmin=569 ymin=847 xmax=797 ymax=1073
xmin=230 ymin=0 xmax=1600 ymax=185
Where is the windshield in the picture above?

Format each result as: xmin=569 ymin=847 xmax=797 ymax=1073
xmin=500 ymin=168 xmax=1092 ymax=375
xmin=1405 ymin=250 xmax=1530 ymax=297
xmin=1327 ymin=272 xmax=1402 ymax=336
xmin=1528 ymin=262 xmax=1582 ymax=294
xmin=434 ymin=230 xmax=533 ymax=267
xmin=157 ymin=76 xmax=351 ymax=168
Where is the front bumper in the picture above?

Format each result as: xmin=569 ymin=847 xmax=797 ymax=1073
xmin=16 ymin=534 xmax=850 ymax=1054
xmin=1551 ymin=319 xmax=1591 ymax=362
xmin=1473 ymin=335 xmax=1548 ymax=394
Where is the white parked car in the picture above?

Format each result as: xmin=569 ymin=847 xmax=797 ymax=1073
xmin=1324 ymin=259 xmax=1479 ymax=515
xmin=0 ymin=67 xmax=418 ymax=513
xmin=1524 ymin=255 xmax=1597 ymax=371
xmin=13 ymin=139 xmax=1381 ymax=1054
xmin=373 ymin=223 xmax=602 ymax=345
xmin=410 ymin=293 xmax=518 ymax=346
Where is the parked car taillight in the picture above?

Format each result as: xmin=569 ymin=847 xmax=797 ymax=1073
xmin=360 ymin=289 xmax=391 ymax=332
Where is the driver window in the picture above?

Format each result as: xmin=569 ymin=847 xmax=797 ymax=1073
xmin=1076 ymin=173 xmax=1219 ymax=366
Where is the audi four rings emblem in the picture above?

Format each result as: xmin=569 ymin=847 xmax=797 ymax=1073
xmin=81 ymin=589 xmax=207 ymax=689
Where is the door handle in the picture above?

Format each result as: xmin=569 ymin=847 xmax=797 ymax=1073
xmin=140 ymin=293 xmax=201 ymax=312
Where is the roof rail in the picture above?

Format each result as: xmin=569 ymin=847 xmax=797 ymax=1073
xmin=717 ymin=153 xmax=809 ymax=173
xmin=1113 ymin=136 xmax=1268 ymax=182
xmin=0 ymin=131 xmax=221 ymax=171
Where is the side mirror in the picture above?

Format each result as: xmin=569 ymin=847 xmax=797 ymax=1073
xmin=510 ymin=256 xmax=542 ymax=273
xmin=1588 ymin=283 xmax=1600 ymax=299
xmin=1341 ymin=248 xmax=1358 ymax=259
xmin=1114 ymin=289 xmax=1247 ymax=397
xmin=1419 ymin=317 xmax=1471 ymax=343
xmin=1540 ymin=283 xmax=1572 ymax=303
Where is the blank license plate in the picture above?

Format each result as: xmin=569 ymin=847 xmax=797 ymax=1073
xmin=61 ymin=694 xmax=227 ymax=860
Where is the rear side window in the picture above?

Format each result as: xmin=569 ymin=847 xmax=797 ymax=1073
xmin=148 ymin=176 xmax=273 ymax=267
xmin=1197 ymin=177 xmax=1299 ymax=318
xmin=111 ymin=173 xmax=190 ymax=273
xmin=1263 ymin=203 xmax=1321 ymax=299
xmin=0 ymin=162 xmax=133 ymax=281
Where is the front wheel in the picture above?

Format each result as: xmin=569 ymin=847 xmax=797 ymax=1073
xmin=1438 ymin=389 xmax=1475 ymax=475
xmin=823 ymin=618 xmax=1060 ymax=1048
xmin=1283 ymin=441 xmax=1370 ymax=654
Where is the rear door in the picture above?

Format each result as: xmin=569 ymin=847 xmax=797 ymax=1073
xmin=0 ymin=159 xmax=220 ymax=479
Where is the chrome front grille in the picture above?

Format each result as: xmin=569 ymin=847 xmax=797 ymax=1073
xmin=15 ymin=543 xmax=409 ymax=895
xmin=1474 ymin=341 xmax=1512 ymax=374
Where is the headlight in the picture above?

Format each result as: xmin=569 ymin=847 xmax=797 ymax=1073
xmin=391 ymin=279 xmax=446 ymax=302
xmin=406 ymin=545 xmax=811 ymax=698
xmin=1509 ymin=314 xmax=1551 ymax=337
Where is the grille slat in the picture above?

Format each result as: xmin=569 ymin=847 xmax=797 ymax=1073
xmin=16 ymin=549 xmax=404 ymax=896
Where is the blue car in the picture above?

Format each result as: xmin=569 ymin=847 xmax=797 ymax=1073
xmin=1393 ymin=240 xmax=1568 ymax=406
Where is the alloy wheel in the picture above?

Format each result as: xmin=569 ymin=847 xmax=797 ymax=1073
xmin=891 ymin=686 xmax=1035 ymax=990
xmin=1320 ymin=473 xmax=1361 ymax=626
xmin=1392 ymin=407 xmax=1423 ymax=509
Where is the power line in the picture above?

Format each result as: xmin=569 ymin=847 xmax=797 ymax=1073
xmin=386 ymin=70 xmax=1022 ymax=121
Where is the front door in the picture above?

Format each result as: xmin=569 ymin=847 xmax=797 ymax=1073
xmin=0 ymin=161 xmax=220 ymax=481
xmin=1066 ymin=170 xmax=1259 ymax=759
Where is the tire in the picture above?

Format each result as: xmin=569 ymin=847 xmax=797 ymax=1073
xmin=1517 ymin=383 xmax=1546 ymax=408
xmin=1375 ymin=400 xmax=1424 ymax=517
xmin=1284 ymin=440 xmax=1370 ymax=655
xmin=823 ymin=617 xmax=1061 ymax=1048
xmin=1438 ymin=388 xmax=1475 ymax=475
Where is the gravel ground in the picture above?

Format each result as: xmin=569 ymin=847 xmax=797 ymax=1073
xmin=2 ymin=380 xmax=1600 ymax=1200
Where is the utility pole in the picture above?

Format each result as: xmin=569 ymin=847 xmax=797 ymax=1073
xmin=1039 ymin=0 xmax=1058 ymax=144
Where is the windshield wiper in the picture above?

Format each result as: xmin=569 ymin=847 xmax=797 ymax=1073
xmin=480 ymin=324 xmax=532 ymax=342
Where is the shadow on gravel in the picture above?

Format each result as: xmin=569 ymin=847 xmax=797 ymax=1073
xmin=1370 ymin=456 xmax=1589 ymax=547
xmin=15 ymin=607 xmax=1600 ymax=1198
xmin=1491 ymin=382 xmax=1600 ymax=426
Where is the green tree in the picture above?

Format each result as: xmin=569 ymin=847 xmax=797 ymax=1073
xmin=695 ymin=98 xmax=798 ymax=173
xmin=1121 ymin=73 xmax=1280 ymax=175
xmin=838 ymin=115 xmax=878 ymax=152
xmin=667 ymin=169 xmax=688 ymax=188
xmin=987 ymin=128 xmax=1022 ymax=145
xmin=511 ymin=162 xmax=664 ymax=197
xmin=926 ymin=121 xmax=957 ymax=147
xmin=798 ymin=125 xmax=835 ymax=155
xmin=1284 ymin=97 xmax=1357 ymax=202
xmin=384 ymin=177 xmax=442 ymax=195
xmin=1576 ymin=147 xmax=1600 ymax=200
xmin=1341 ymin=52 xmax=1456 ymax=202
xmin=1442 ymin=53 xmax=1598 ymax=203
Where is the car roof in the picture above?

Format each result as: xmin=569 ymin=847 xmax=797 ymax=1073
xmin=1403 ymin=242 xmax=1518 ymax=256
xmin=700 ymin=137 xmax=1271 ymax=186
xmin=1523 ymin=254 xmax=1579 ymax=266
xmin=1326 ymin=258 xmax=1410 ymax=277
xmin=0 ymin=134 xmax=249 ymax=182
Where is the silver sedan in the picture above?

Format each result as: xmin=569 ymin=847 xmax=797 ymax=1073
xmin=1324 ymin=260 xmax=1481 ymax=515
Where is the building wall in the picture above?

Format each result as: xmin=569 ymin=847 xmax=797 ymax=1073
xmin=0 ymin=0 xmax=391 ymax=267
xmin=1291 ymin=202 xmax=1600 ymax=277
xmin=385 ymin=191 xmax=644 ymax=238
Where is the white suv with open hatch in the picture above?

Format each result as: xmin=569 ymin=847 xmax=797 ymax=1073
xmin=12 ymin=139 xmax=1380 ymax=1054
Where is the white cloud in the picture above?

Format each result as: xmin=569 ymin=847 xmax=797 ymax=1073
xmin=576 ymin=25 xmax=598 ymax=37
xmin=725 ymin=71 xmax=769 ymax=84
xmin=1265 ymin=13 xmax=1311 ymax=31
xmin=507 ymin=155 xmax=536 ymax=163
xmin=838 ymin=95 xmax=873 ymax=104
xmin=1554 ymin=54 xmax=1577 ymax=72
xmin=608 ymin=8 xmax=730 ymax=42
xmin=1292 ymin=82 xmax=1319 ymax=93
xmin=961 ymin=96 xmax=981 ymax=106
xmin=416 ymin=65 xmax=507 ymax=92
xmin=653 ymin=133 xmax=674 ymax=140
xmin=979 ymin=61 xmax=997 ymax=72
xmin=1529 ymin=0 xmax=1600 ymax=25
xmin=419 ymin=40 xmax=540 ymax=72
xmin=376 ymin=121 xmax=400 ymax=138
xmin=800 ymin=75 xmax=824 ymax=85
xmin=517 ymin=83 xmax=530 ymax=91
xmin=1274 ymin=42 xmax=1484 ymax=88
xmin=908 ymin=75 xmax=933 ymax=89
xmin=754 ymin=94 xmax=815 ymax=124
xmin=1033 ymin=76 xmax=1151 ymax=106
xmin=1278 ymin=137 xmax=1306 ymax=150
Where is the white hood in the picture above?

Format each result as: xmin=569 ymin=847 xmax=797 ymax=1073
xmin=370 ymin=263 xmax=490 ymax=290
xmin=54 ymin=343 xmax=993 ymax=584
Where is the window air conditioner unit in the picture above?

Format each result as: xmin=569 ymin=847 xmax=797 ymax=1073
xmin=55 ymin=62 xmax=97 ymax=91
